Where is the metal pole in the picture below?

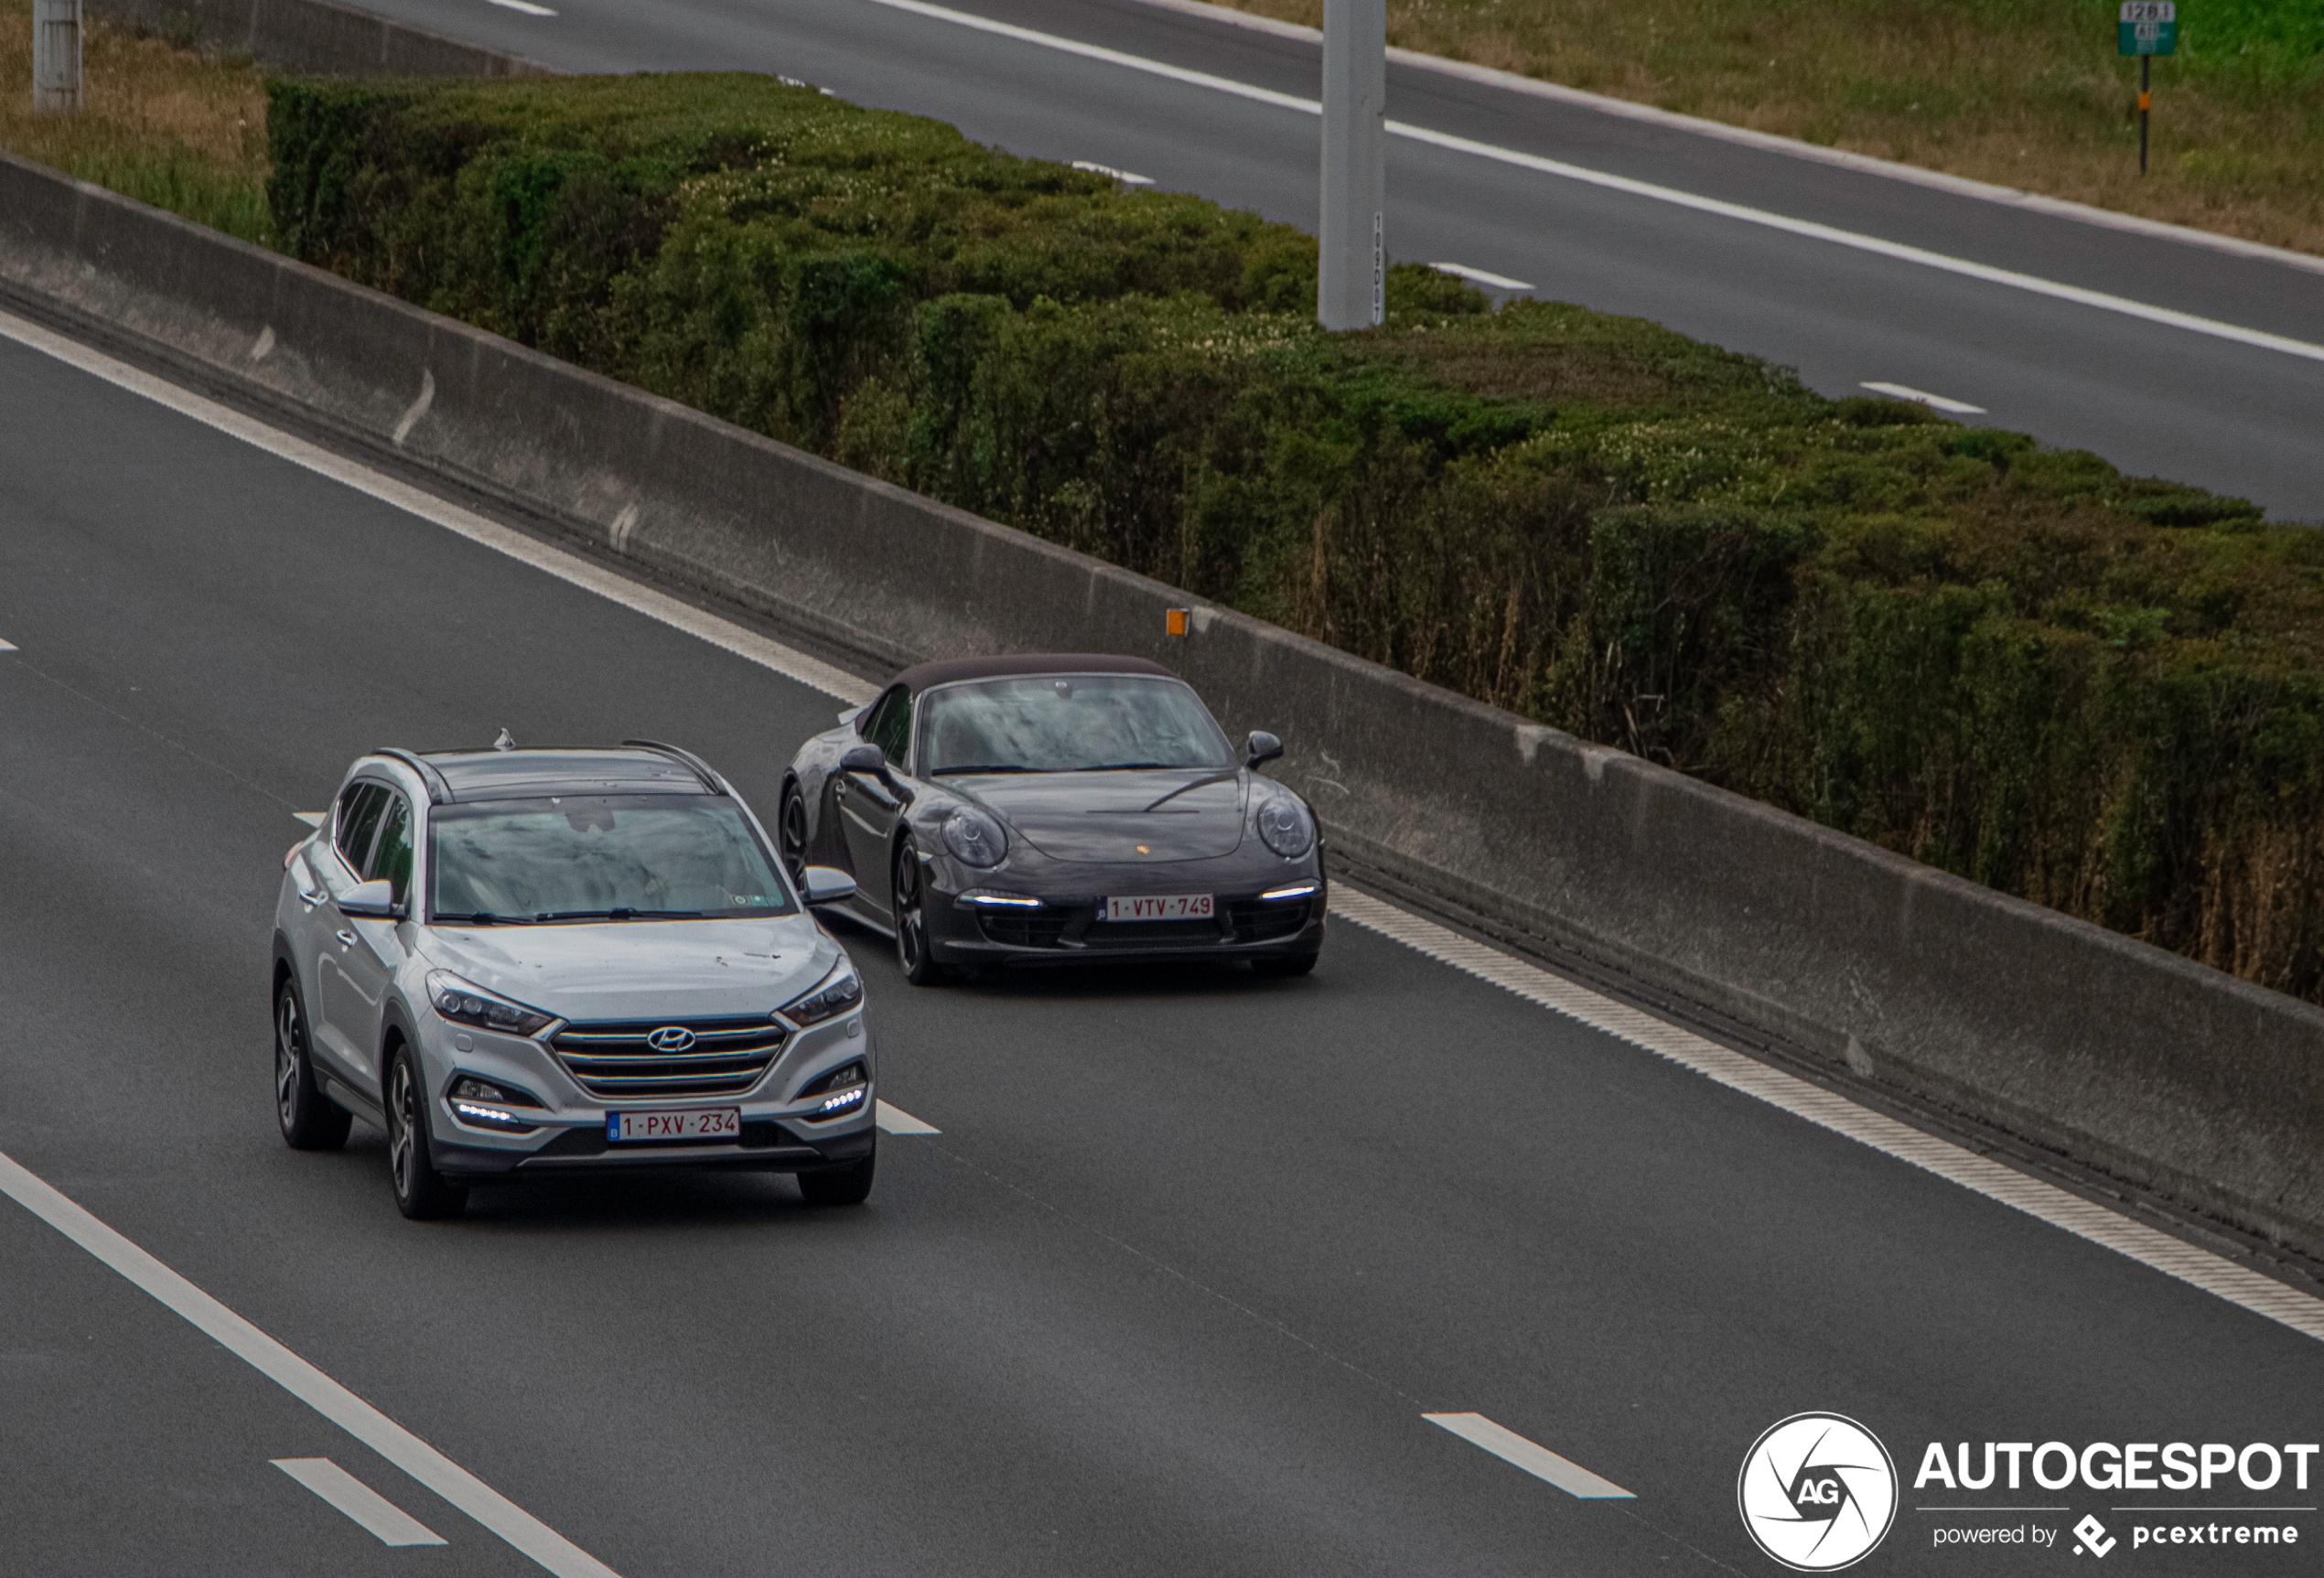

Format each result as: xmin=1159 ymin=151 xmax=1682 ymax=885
xmin=2137 ymin=53 xmax=2150 ymax=176
xmin=1318 ymin=0 xmax=1385 ymax=331
xmin=32 ymin=0 xmax=82 ymax=114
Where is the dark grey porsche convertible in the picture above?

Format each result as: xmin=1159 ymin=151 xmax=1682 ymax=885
xmin=779 ymin=654 xmax=1325 ymax=982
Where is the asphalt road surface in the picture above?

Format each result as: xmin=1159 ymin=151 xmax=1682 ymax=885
xmin=309 ymin=0 xmax=2324 ymax=521
xmin=4 ymin=297 xmax=2322 ymax=1574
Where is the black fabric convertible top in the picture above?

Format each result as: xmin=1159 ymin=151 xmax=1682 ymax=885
xmin=891 ymin=652 xmax=1179 ymax=695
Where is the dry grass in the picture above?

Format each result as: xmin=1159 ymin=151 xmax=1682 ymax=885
xmin=0 ymin=0 xmax=270 ymax=242
xmin=1220 ymin=0 xmax=2324 ymax=257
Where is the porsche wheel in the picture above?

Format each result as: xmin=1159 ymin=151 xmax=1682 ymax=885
xmin=892 ymin=837 xmax=946 ymax=985
xmin=780 ymin=780 xmax=810 ymax=886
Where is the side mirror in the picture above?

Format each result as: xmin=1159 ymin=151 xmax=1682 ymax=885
xmin=838 ymin=742 xmax=912 ymax=805
xmin=802 ymin=866 xmax=856 ymax=907
xmin=1245 ymin=730 xmax=1284 ymax=770
xmin=339 ymin=878 xmax=404 ymax=920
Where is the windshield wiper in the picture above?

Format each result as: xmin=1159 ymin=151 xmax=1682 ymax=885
xmin=1083 ymin=761 xmax=1175 ymax=771
xmin=436 ymin=911 xmax=533 ymax=926
xmin=930 ymin=765 xmax=1049 ymax=776
xmin=530 ymin=908 xmax=710 ymax=922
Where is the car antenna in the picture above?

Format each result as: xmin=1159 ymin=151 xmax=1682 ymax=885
xmin=492 ymin=726 xmax=517 ymax=752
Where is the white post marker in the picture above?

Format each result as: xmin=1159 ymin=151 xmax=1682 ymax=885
xmin=30 ymin=0 xmax=80 ymax=113
xmin=1318 ymin=0 xmax=1385 ymax=330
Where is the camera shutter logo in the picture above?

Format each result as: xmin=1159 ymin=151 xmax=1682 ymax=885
xmin=1737 ymin=1413 xmax=1899 ymax=1571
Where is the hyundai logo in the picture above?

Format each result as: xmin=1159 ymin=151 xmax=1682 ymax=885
xmin=646 ymin=1025 xmax=697 ymax=1053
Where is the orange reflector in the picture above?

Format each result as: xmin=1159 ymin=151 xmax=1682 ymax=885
xmin=2138 ymin=91 xmax=2152 ymax=111
xmin=1165 ymin=607 xmax=1190 ymax=637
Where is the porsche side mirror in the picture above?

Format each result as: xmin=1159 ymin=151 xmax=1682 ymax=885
xmin=802 ymin=866 xmax=856 ymax=907
xmin=839 ymin=742 xmax=913 ymax=806
xmin=1245 ymin=731 xmax=1284 ymax=770
xmin=339 ymin=878 xmax=404 ymax=920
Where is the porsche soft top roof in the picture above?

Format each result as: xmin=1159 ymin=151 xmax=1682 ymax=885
xmin=891 ymin=653 xmax=1179 ymax=695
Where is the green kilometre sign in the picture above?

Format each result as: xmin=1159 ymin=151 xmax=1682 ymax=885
xmin=2119 ymin=1 xmax=2178 ymax=56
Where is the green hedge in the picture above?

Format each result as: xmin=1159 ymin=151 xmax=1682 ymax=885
xmin=268 ymin=71 xmax=2324 ymax=1003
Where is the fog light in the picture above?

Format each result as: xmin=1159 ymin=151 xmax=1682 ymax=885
xmin=447 ymin=1076 xmax=542 ymax=1132
xmin=800 ymin=1061 xmax=868 ymax=1121
xmin=959 ymin=891 xmax=1042 ymax=908
xmin=1258 ymin=881 xmax=1319 ymax=901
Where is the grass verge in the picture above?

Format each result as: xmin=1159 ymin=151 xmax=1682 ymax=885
xmin=0 ymin=0 xmax=271 ymax=243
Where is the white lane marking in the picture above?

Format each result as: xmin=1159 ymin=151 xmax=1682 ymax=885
xmin=1424 ymin=1413 xmax=1634 ymax=1498
xmin=876 ymin=1100 xmax=940 ymax=1134
xmin=0 ymin=310 xmax=877 ymax=709
xmin=1071 ymin=159 xmax=1155 ymax=186
xmin=0 ymin=1148 xmax=623 ymax=1577
xmin=272 ymin=1457 xmax=447 ymax=1547
xmin=1328 ymin=890 xmax=2324 ymax=1344
xmin=1860 ymin=381 xmax=1986 ymax=414
xmin=486 ymin=0 xmax=557 ymax=13
xmin=19 ymin=300 xmax=2316 ymax=1339
xmin=0 ymin=638 xmax=16 ymax=651
xmin=1428 ymin=262 xmax=1533 ymax=292
xmin=294 ymin=810 xmax=326 ymax=827
xmin=1124 ymin=0 xmax=2324 ymax=279
xmin=856 ymin=0 xmax=2324 ymax=367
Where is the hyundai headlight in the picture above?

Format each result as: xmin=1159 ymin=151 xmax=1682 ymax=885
xmin=1255 ymin=795 xmax=1316 ymax=858
xmin=942 ymin=806 xmax=1008 ymax=868
xmin=780 ymin=959 xmax=864 ymax=1026
xmin=425 ymin=971 xmax=557 ymax=1036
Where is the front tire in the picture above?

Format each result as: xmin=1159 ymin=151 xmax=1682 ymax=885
xmin=386 ymin=1046 xmax=467 ymax=1221
xmin=798 ymin=1140 xmax=876 ymax=1207
xmin=780 ymin=780 xmax=810 ymax=886
xmin=274 ymin=974 xmax=350 ymax=1151
xmin=892 ymin=837 xmax=947 ymax=985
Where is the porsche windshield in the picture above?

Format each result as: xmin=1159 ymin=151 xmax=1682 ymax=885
xmin=427 ymin=795 xmax=794 ymax=923
xmin=920 ymin=674 xmax=1234 ymax=775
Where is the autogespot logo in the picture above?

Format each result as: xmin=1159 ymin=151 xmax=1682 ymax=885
xmin=1738 ymin=1413 xmax=1899 ymax=1572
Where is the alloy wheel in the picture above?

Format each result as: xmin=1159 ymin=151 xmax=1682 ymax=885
xmin=389 ymin=1061 xmax=415 ymax=1203
xmin=894 ymin=844 xmax=923 ymax=974
xmin=274 ymin=986 xmax=301 ymax=1124
xmin=780 ymin=788 xmax=809 ymax=884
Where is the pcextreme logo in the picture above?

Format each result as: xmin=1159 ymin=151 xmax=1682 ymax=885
xmin=1738 ymin=1413 xmax=1900 ymax=1572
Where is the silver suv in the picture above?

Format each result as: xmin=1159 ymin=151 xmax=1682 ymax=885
xmin=270 ymin=740 xmax=877 ymax=1218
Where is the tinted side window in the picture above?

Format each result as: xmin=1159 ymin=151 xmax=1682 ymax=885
xmin=364 ymin=794 xmax=414 ymax=906
xmin=334 ymin=783 xmax=388 ymax=873
xmin=870 ymin=687 xmax=913 ymax=768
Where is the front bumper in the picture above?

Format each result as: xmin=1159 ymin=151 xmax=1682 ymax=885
xmin=414 ymin=1006 xmax=878 ymax=1181
xmin=927 ymin=877 xmax=1327 ymax=966
xmin=435 ymin=1119 xmax=874 ymax=1181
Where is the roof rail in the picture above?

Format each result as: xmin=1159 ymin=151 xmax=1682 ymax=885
xmin=375 ymin=747 xmax=454 ymax=805
xmin=621 ymin=738 xmax=723 ymax=793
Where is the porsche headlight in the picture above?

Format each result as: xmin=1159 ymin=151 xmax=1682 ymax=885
xmin=425 ymin=971 xmax=557 ymax=1037
xmin=780 ymin=959 xmax=864 ymax=1026
xmin=1255 ymin=796 xmax=1316 ymax=859
xmin=942 ymin=806 xmax=1008 ymax=868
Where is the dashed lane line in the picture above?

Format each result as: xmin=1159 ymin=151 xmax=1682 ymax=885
xmin=273 ymin=1457 xmax=447 ymax=1547
xmin=0 ymin=1148 xmax=622 ymax=1577
xmin=877 ymin=1100 xmax=941 ymax=1135
xmin=1424 ymin=1413 xmax=1635 ymax=1498
xmin=1428 ymin=262 xmax=1533 ymax=292
xmin=1861 ymin=380 xmax=1986 ymax=414
xmin=11 ymin=301 xmax=2320 ymax=1344
xmin=1329 ymin=889 xmax=2324 ymax=1346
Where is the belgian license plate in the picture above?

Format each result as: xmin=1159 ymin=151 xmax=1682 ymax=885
xmin=1103 ymin=893 xmax=1214 ymax=921
xmin=608 ymin=1107 xmax=740 ymax=1143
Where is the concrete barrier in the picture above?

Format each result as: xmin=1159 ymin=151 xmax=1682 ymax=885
xmin=86 ymin=0 xmax=548 ymax=77
xmin=5 ymin=148 xmax=2319 ymax=1261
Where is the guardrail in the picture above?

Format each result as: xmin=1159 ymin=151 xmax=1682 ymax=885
xmin=5 ymin=140 xmax=2319 ymax=1263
